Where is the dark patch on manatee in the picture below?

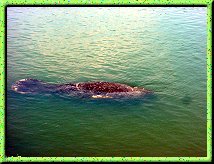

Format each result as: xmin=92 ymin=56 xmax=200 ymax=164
xmin=11 ymin=78 xmax=153 ymax=99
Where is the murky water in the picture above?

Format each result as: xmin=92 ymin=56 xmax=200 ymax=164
xmin=7 ymin=7 xmax=207 ymax=157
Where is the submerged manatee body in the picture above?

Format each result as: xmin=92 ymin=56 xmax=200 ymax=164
xmin=11 ymin=78 xmax=152 ymax=99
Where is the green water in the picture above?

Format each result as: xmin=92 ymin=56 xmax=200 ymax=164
xmin=7 ymin=7 xmax=207 ymax=157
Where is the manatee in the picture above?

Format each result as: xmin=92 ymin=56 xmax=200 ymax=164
xmin=11 ymin=78 xmax=153 ymax=99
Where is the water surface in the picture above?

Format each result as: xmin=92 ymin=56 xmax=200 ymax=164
xmin=7 ymin=7 xmax=207 ymax=157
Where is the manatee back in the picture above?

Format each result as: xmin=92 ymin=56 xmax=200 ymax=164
xmin=77 ymin=81 xmax=133 ymax=93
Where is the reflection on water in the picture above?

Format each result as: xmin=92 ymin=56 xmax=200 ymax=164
xmin=7 ymin=7 xmax=207 ymax=157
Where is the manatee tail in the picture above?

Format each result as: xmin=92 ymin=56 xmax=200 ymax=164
xmin=11 ymin=78 xmax=47 ymax=94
